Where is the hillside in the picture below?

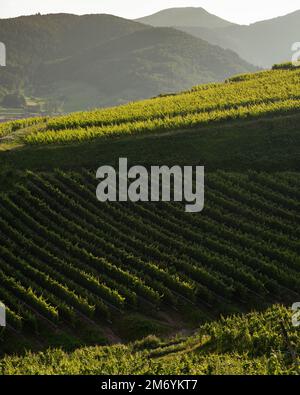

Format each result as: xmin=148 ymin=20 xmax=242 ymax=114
xmin=1 ymin=306 xmax=299 ymax=375
xmin=0 ymin=66 xmax=299 ymax=363
xmin=1 ymin=167 xmax=299 ymax=353
xmin=147 ymin=9 xmax=300 ymax=67
xmin=34 ymin=27 xmax=254 ymax=110
xmin=0 ymin=13 xmax=254 ymax=112
xmin=135 ymin=7 xmax=235 ymax=29
xmin=0 ymin=13 xmax=145 ymax=101
xmin=1 ymin=65 xmax=297 ymax=146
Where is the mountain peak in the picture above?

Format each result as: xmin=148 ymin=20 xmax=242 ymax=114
xmin=135 ymin=7 xmax=235 ymax=29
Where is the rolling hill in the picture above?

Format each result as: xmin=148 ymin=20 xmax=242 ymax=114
xmin=0 ymin=13 xmax=255 ymax=112
xmin=14 ymin=65 xmax=300 ymax=146
xmin=0 ymin=65 xmax=299 ymax=368
xmin=140 ymin=7 xmax=300 ymax=67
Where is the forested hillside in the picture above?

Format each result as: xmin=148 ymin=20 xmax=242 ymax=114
xmin=0 ymin=14 xmax=144 ymax=100
xmin=0 ymin=13 xmax=254 ymax=112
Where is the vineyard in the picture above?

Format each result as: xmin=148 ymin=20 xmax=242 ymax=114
xmin=0 ymin=67 xmax=300 ymax=146
xmin=0 ymin=64 xmax=299 ymax=374
xmin=1 ymin=305 xmax=299 ymax=374
xmin=20 ymin=67 xmax=300 ymax=144
xmin=0 ymin=117 xmax=46 ymax=139
xmin=0 ymin=169 xmax=299 ymax=348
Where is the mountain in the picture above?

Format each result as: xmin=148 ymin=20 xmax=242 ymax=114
xmin=142 ymin=8 xmax=300 ymax=67
xmin=0 ymin=13 xmax=145 ymax=63
xmin=0 ymin=13 xmax=255 ymax=112
xmin=34 ymin=26 xmax=255 ymax=110
xmin=135 ymin=7 xmax=234 ymax=29
xmin=198 ymin=10 xmax=300 ymax=67
xmin=0 ymin=13 xmax=145 ymax=107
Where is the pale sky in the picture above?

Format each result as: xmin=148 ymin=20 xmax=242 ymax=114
xmin=1 ymin=0 xmax=300 ymax=25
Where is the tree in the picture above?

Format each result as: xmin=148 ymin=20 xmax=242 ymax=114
xmin=1 ymin=93 xmax=26 ymax=108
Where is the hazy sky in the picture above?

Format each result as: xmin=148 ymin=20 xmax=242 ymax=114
xmin=1 ymin=0 xmax=300 ymax=24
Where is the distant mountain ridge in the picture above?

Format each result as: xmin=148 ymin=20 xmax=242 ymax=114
xmin=0 ymin=13 xmax=255 ymax=112
xmin=136 ymin=7 xmax=235 ymax=29
xmin=137 ymin=7 xmax=300 ymax=67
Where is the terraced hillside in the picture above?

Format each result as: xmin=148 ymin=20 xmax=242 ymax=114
xmin=11 ymin=66 xmax=300 ymax=145
xmin=0 ymin=65 xmax=299 ymax=370
xmin=0 ymin=65 xmax=299 ymax=149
